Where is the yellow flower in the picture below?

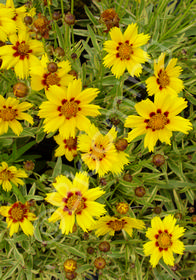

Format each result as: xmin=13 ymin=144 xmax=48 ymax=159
xmin=54 ymin=134 xmax=77 ymax=161
xmin=0 ymin=4 xmax=16 ymax=41
xmin=38 ymin=79 xmax=101 ymax=138
xmin=146 ymin=53 xmax=184 ymax=97
xmin=45 ymin=172 xmax=106 ymax=234
xmin=125 ymin=93 xmax=192 ymax=152
xmin=0 ymin=162 xmax=28 ymax=192
xmin=0 ymin=201 xmax=36 ymax=236
xmin=30 ymin=54 xmax=74 ymax=91
xmin=91 ymin=215 xmax=145 ymax=237
xmin=103 ymin=23 xmax=150 ymax=78
xmin=77 ymin=124 xmax=129 ymax=177
xmin=0 ymin=29 xmax=44 ymax=79
xmin=0 ymin=95 xmax=33 ymax=136
xmin=6 ymin=0 xmax=26 ymax=31
xmin=143 ymin=215 xmax=185 ymax=267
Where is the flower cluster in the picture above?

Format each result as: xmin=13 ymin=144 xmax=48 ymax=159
xmin=0 ymin=0 xmax=193 ymax=275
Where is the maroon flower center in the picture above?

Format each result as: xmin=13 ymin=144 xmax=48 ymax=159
xmin=64 ymin=137 xmax=77 ymax=151
xmin=0 ymin=168 xmax=14 ymax=181
xmin=107 ymin=219 xmax=127 ymax=231
xmin=0 ymin=106 xmax=18 ymax=121
xmin=12 ymin=41 xmax=33 ymax=60
xmin=89 ymin=142 xmax=106 ymax=161
xmin=155 ymin=230 xmax=173 ymax=251
xmin=144 ymin=109 xmax=169 ymax=131
xmin=8 ymin=202 xmax=28 ymax=222
xmin=157 ymin=69 xmax=170 ymax=89
xmin=116 ymin=41 xmax=133 ymax=60
xmin=57 ymin=98 xmax=81 ymax=119
xmin=63 ymin=191 xmax=87 ymax=215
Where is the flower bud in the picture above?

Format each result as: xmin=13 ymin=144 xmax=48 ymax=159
xmin=64 ymin=259 xmax=77 ymax=273
xmin=123 ymin=173 xmax=132 ymax=182
xmin=23 ymin=160 xmax=35 ymax=171
xmin=188 ymin=207 xmax=195 ymax=214
xmin=52 ymin=11 xmax=61 ymax=20
xmin=100 ymin=8 xmax=119 ymax=33
xmin=116 ymin=202 xmax=129 ymax=215
xmin=153 ymin=206 xmax=162 ymax=214
xmin=13 ymin=82 xmax=29 ymax=97
xmin=71 ymin=53 xmax=77 ymax=60
xmin=65 ymin=272 xmax=77 ymax=280
xmin=115 ymin=139 xmax=128 ymax=151
xmin=68 ymin=70 xmax=78 ymax=79
xmin=47 ymin=62 xmax=58 ymax=73
xmin=24 ymin=16 xmax=33 ymax=25
xmin=87 ymin=246 xmax=95 ymax=254
xmin=135 ymin=186 xmax=146 ymax=197
xmin=55 ymin=47 xmax=65 ymax=57
xmin=191 ymin=215 xmax=196 ymax=223
xmin=99 ymin=241 xmax=110 ymax=252
xmin=94 ymin=257 xmax=106 ymax=269
xmin=175 ymin=213 xmax=182 ymax=220
xmin=152 ymin=154 xmax=165 ymax=167
xmin=99 ymin=178 xmax=107 ymax=186
xmin=64 ymin=12 xmax=75 ymax=25
xmin=110 ymin=117 xmax=120 ymax=126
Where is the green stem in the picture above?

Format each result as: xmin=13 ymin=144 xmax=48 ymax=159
xmin=12 ymin=185 xmax=26 ymax=203
xmin=71 ymin=0 xmax=74 ymax=14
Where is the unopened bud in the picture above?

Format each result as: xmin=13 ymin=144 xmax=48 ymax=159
xmin=64 ymin=12 xmax=75 ymax=25
xmin=13 ymin=82 xmax=29 ymax=97
xmin=55 ymin=47 xmax=65 ymax=56
xmin=152 ymin=154 xmax=165 ymax=167
xmin=135 ymin=186 xmax=146 ymax=197
xmin=64 ymin=259 xmax=77 ymax=273
xmin=116 ymin=202 xmax=129 ymax=215
xmin=115 ymin=139 xmax=128 ymax=151
xmin=94 ymin=257 xmax=106 ymax=269
xmin=99 ymin=241 xmax=110 ymax=252
xmin=24 ymin=16 xmax=33 ymax=25
xmin=123 ymin=173 xmax=132 ymax=182
xmin=47 ymin=62 xmax=58 ymax=73
xmin=52 ymin=11 xmax=61 ymax=20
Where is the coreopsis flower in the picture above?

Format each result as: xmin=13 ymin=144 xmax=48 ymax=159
xmin=0 ymin=162 xmax=28 ymax=191
xmin=0 ymin=95 xmax=33 ymax=136
xmin=0 ymin=201 xmax=36 ymax=236
xmin=6 ymin=0 xmax=26 ymax=30
xmin=146 ymin=53 xmax=184 ymax=97
xmin=103 ymin=23 xmax=150 ymax=78
xmin=0 ymin=29 xmax=44 ymax=79
xmin=124 ymin=93 xmax=192 ymax=152
xmin=91 ymin=215 xmax=145 ymax=237
xmin=38 ymin=79 xmax=101 ymax=138
xmin=77 ymin=124 xmax=129 ymax=177
xmin=143 ymin=215 xmax=185 ymax=267
xmin=0 ymin=4 xmax=16 ymax=41
xmin=30 ymin=54 xmax=74 ymax=91
xmin=54 ymin=134 xmax=77 ymax=161
xmin=45 ymin=172 xmax=106 ymax=234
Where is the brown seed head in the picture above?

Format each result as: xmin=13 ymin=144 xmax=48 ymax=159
xmin=188 ymin=207 xmax=195 ymax=214
xmin=115 ymin=138 xmax=128 ymax=151
xmin=47 ymin=62 xmax=58 ymax=73
xmin=99 ymin=241 xmax=110 ymax=252
xmin=135 ymin=186 xmax=146 ymax=197
xmin=123 ymin=173 xmax=133 ymax=182
xmin=13 ymin=82 xmax=29 ymax=97
xmin=24 ymin=16 xmax=33 ymax=25
xmin=65 ymin=272 xmax=77 ymax=280
xmin=94 ymin=257 xmax=106 ymax=269
xmin=100 ymin=8 xmax=119 ymax=32
xmin=52 ymin=11 xmax=61 ymax=20
xmin=55 ymin=47 xmax=65 ymax=57
xmin=23 ymin=160 xmax=35 ymax=171
xmin=64 ymin=12 xmax=75 ymax=25
xmin=153 ymin=206 xmax=162 ymax=214
xmin=87 ymin=246 xmax=95 ymax=254
xmin=152 ymin=154 xmax=165 ymax=167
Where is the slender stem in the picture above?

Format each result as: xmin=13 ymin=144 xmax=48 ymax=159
xmin=71 ymin=0 xmax=74 ymax=14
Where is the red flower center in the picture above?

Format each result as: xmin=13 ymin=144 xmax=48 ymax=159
xmin=8 ymin=202 xmax=28 ymax=222
xmin=144 ymin=109 xmax=169 ymax=131
xmin=89 ymin=142 xmax=106 ymax=162
xmin=57 ymin=98 xmax=81 ymax=119
xmin=155 ymin=230 xmax=173 ymax=251
xmin=63 ymin=192 xmax=87 ymax=215
xmin=64 ymin=137 xmax=77 ymax=151
xmin=13 ymin=41 xmax=33 ymax=60
xmin=0 ymin=168 xmax=14 ymax=181
xmin=116 ymin=41 xmax=133 ymax=60
xmin=107 ymin=219 xmax=127 ymax=231
xmin=0 ymin=106 xmax=18 ymax=121
xmin=157 ymin=69 xmax=170 ymax=89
